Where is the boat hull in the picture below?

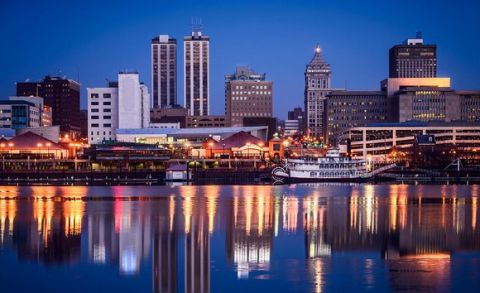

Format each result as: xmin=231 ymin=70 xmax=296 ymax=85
xmin=273 ymin=175 xmax=373 ymax=183
xmin=271 ymin=170 xmax=373 ymax=183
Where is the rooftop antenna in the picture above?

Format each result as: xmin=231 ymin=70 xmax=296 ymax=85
xmin=416 ymin=31 xmax=423 ymax=39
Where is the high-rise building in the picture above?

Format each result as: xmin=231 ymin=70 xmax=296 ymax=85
xmin=324 ymin=91 xmax=388 ymax=145
xmin=389 ymin=32 xmax=437 ymax=78
xmin=225 ymin=66 xmax=273 ymax=127
xmin=184 ymin=26 xmax=209 ymax=116
xmin=88 ymin=73 xmax=150 ymax=144
xmin=304 ymin=45 xmax=333 ymax=139
xmin=16 ymin=76 xmax=81 ymax=137
xmin=288 ymin=107 xmax=304 ymax=121
xmin=151 ymin=35 xmax=177 ymax=108
xmin=118 ymin=72 xmax=150 ymax=129
xmin=285 ymin=107 xmax=304 ymax=135
xmin=87 ymin=84 xmax=118 ymax=144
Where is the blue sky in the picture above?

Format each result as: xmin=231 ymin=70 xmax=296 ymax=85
xmin=1 ymin=0 xmax=479 ymax=118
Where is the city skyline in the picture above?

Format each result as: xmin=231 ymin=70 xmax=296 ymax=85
xmin=1 ymin=0 xmax=479 ymax=119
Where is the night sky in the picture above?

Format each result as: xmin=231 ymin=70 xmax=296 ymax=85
xmin=1 ymin=0 xmax=479 ymax=118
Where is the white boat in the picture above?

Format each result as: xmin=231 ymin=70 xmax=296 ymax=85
xmin=271 ymin=149 xmax=395 ymax=183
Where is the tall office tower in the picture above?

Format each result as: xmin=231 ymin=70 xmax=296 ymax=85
xmin=16 ymin=76 xmax=81 ymax=137
xmin=225 ymin=66 xmax=273 ymax=127
xmin=304 ymin=45 xmax=332 ymax=139
xmin=389 ymin=32 xmax=437 ymax=78
xmin=184 ymin=25 xmax=209 ymax=116
xmin=87 ymin=83 xmax=118 ymax=144
xmin=151 ymin=35 xmax=177 ymax=108
xmin=118 ymin=72 xmax=150 ymax=129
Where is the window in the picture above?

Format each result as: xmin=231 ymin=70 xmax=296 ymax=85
xmin=103 ymin=108 xmax=111 ymax=113
xmin=103 ymin=102 xmax=111 ymax=106
xmin=103 ymin=123 xmax=111 ymax=127
xmin=91 ymin=108 xmax=99 ymax=113
xmin=91 ymin=115 xmax=99 ymax=119
xmin=91 ymin=123 xmax=99 ymax=127
xmin=91 ymin=93 xmax=99 ymax=99
xmin=103 ymin=93 xmax=111 ymax=98
xmin=91 ymin=101 xmax=99 ymax=106
xmin=103 ymin=115 xmax=111 ymax=119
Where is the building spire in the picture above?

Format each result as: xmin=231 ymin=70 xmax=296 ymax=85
xmin=309 ymin=43 xmax=327 ymax=66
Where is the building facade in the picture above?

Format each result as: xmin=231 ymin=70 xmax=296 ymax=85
xmin=184 ymin=27 xmax=209 ymax=116
xmin=304 ymin=45 xmax=333 ymax=139
xmin=87 ymin=85 xmax=118 ymax=144
xmin=186 ymin=115 xmax=226 ymax=128
xmin=16 ymin=76 xmax=81 ymax=137
xmin=389 ymin=33 xmax=437 ymax=78
xmin=9 ymin=96 xmax=52 ymax=127
xmin=118 ymin=72 xmax=150 ymax=129
xmin=225 ymin=66 xmax=273 ymax=127
xmin=324 ymin=91 xmax=387 ymax=145
xmin=345 ymin=121 xmax=480 ymax=161
xmin=393 ymin=87 xmax=480 ymax=123
xmin=0 ymin=100 xmax=41 ymax=129
xmin=151 ymin=35 xmax=177 ymax=108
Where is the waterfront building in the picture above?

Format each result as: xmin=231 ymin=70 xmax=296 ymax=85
xmin=115 ymin=126 xmax=268 ymax=145
xmin=344 ymin=121 xmax=480 ymax=161
xmin=225 ymin=66 xmax=273 ymax=127
xmin=304 ymin=45 xmax=334 ymax=139
xmin=205 ymin=131 xmax=269 ymax=159
xmin=16 ymin=76 xmax=81 ymax=137
xmin=184 ymin=26 xmax=209 ymax=116
xmin=151 ymin=35 xmax=177 ymax=108
xmin=186 ymin=115 xmax=226 ymax=128
xmin=118 ymin=72 xmax=150 ymax=129
xmin=389 ymin=32 xmax=437 ymax=78
xmin=324 ymin=91 xmax=388 ymax=145
xmin=4 ymin=131 xmax=68 ymax=159
xmin=87 ymin=84 xmax=118 ymax=144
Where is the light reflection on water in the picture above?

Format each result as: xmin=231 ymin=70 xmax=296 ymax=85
xmin=0 ymin=184 xmax=479 ymax=293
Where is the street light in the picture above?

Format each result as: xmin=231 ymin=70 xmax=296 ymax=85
xmin=37 ymin=143 xmax=43 ymax=159
xmin=208 ymin=142 xmax=214 ymax=158
xmin=46 ymin=142 xmax=51 ymax=159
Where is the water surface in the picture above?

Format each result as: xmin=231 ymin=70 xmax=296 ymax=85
xmin=0 ymin=184 xmax=479 ymax=292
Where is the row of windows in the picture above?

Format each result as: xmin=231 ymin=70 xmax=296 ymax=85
xmin=91 ymin=101 xmax=111 ymax=106
xmin=91 ymin=108 xmax=111 ymax=113
xmin=90 ymin=123 xmax=112 ymax=128
xmin=90 ymin=93 xmax=112 ymax=99
xmin=232 ymin=91 xmax=271 ymax=95
xmin=234 ymin=85 xmax=268 ymax=90
xmin=232 ymin=112 xmax=271 ymax=117
xmin=90 ymin=115 xmax=112 ymax=120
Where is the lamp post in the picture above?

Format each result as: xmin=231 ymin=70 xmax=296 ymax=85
xmin=46 ymin=142 xmax=51 ymax=159
xmin=37 ymin=143 xmax=43 ymax=160
xmin=184 ymin=141 xmax=191 ymax=159
xmin=208 ymin=142 xmax=214 ymax=159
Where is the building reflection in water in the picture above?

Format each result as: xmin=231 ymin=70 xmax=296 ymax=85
xmin=225 ymin=186 xmax=274 ymax=279
xmin=0 ymin=184 xmax=480 ymax=292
